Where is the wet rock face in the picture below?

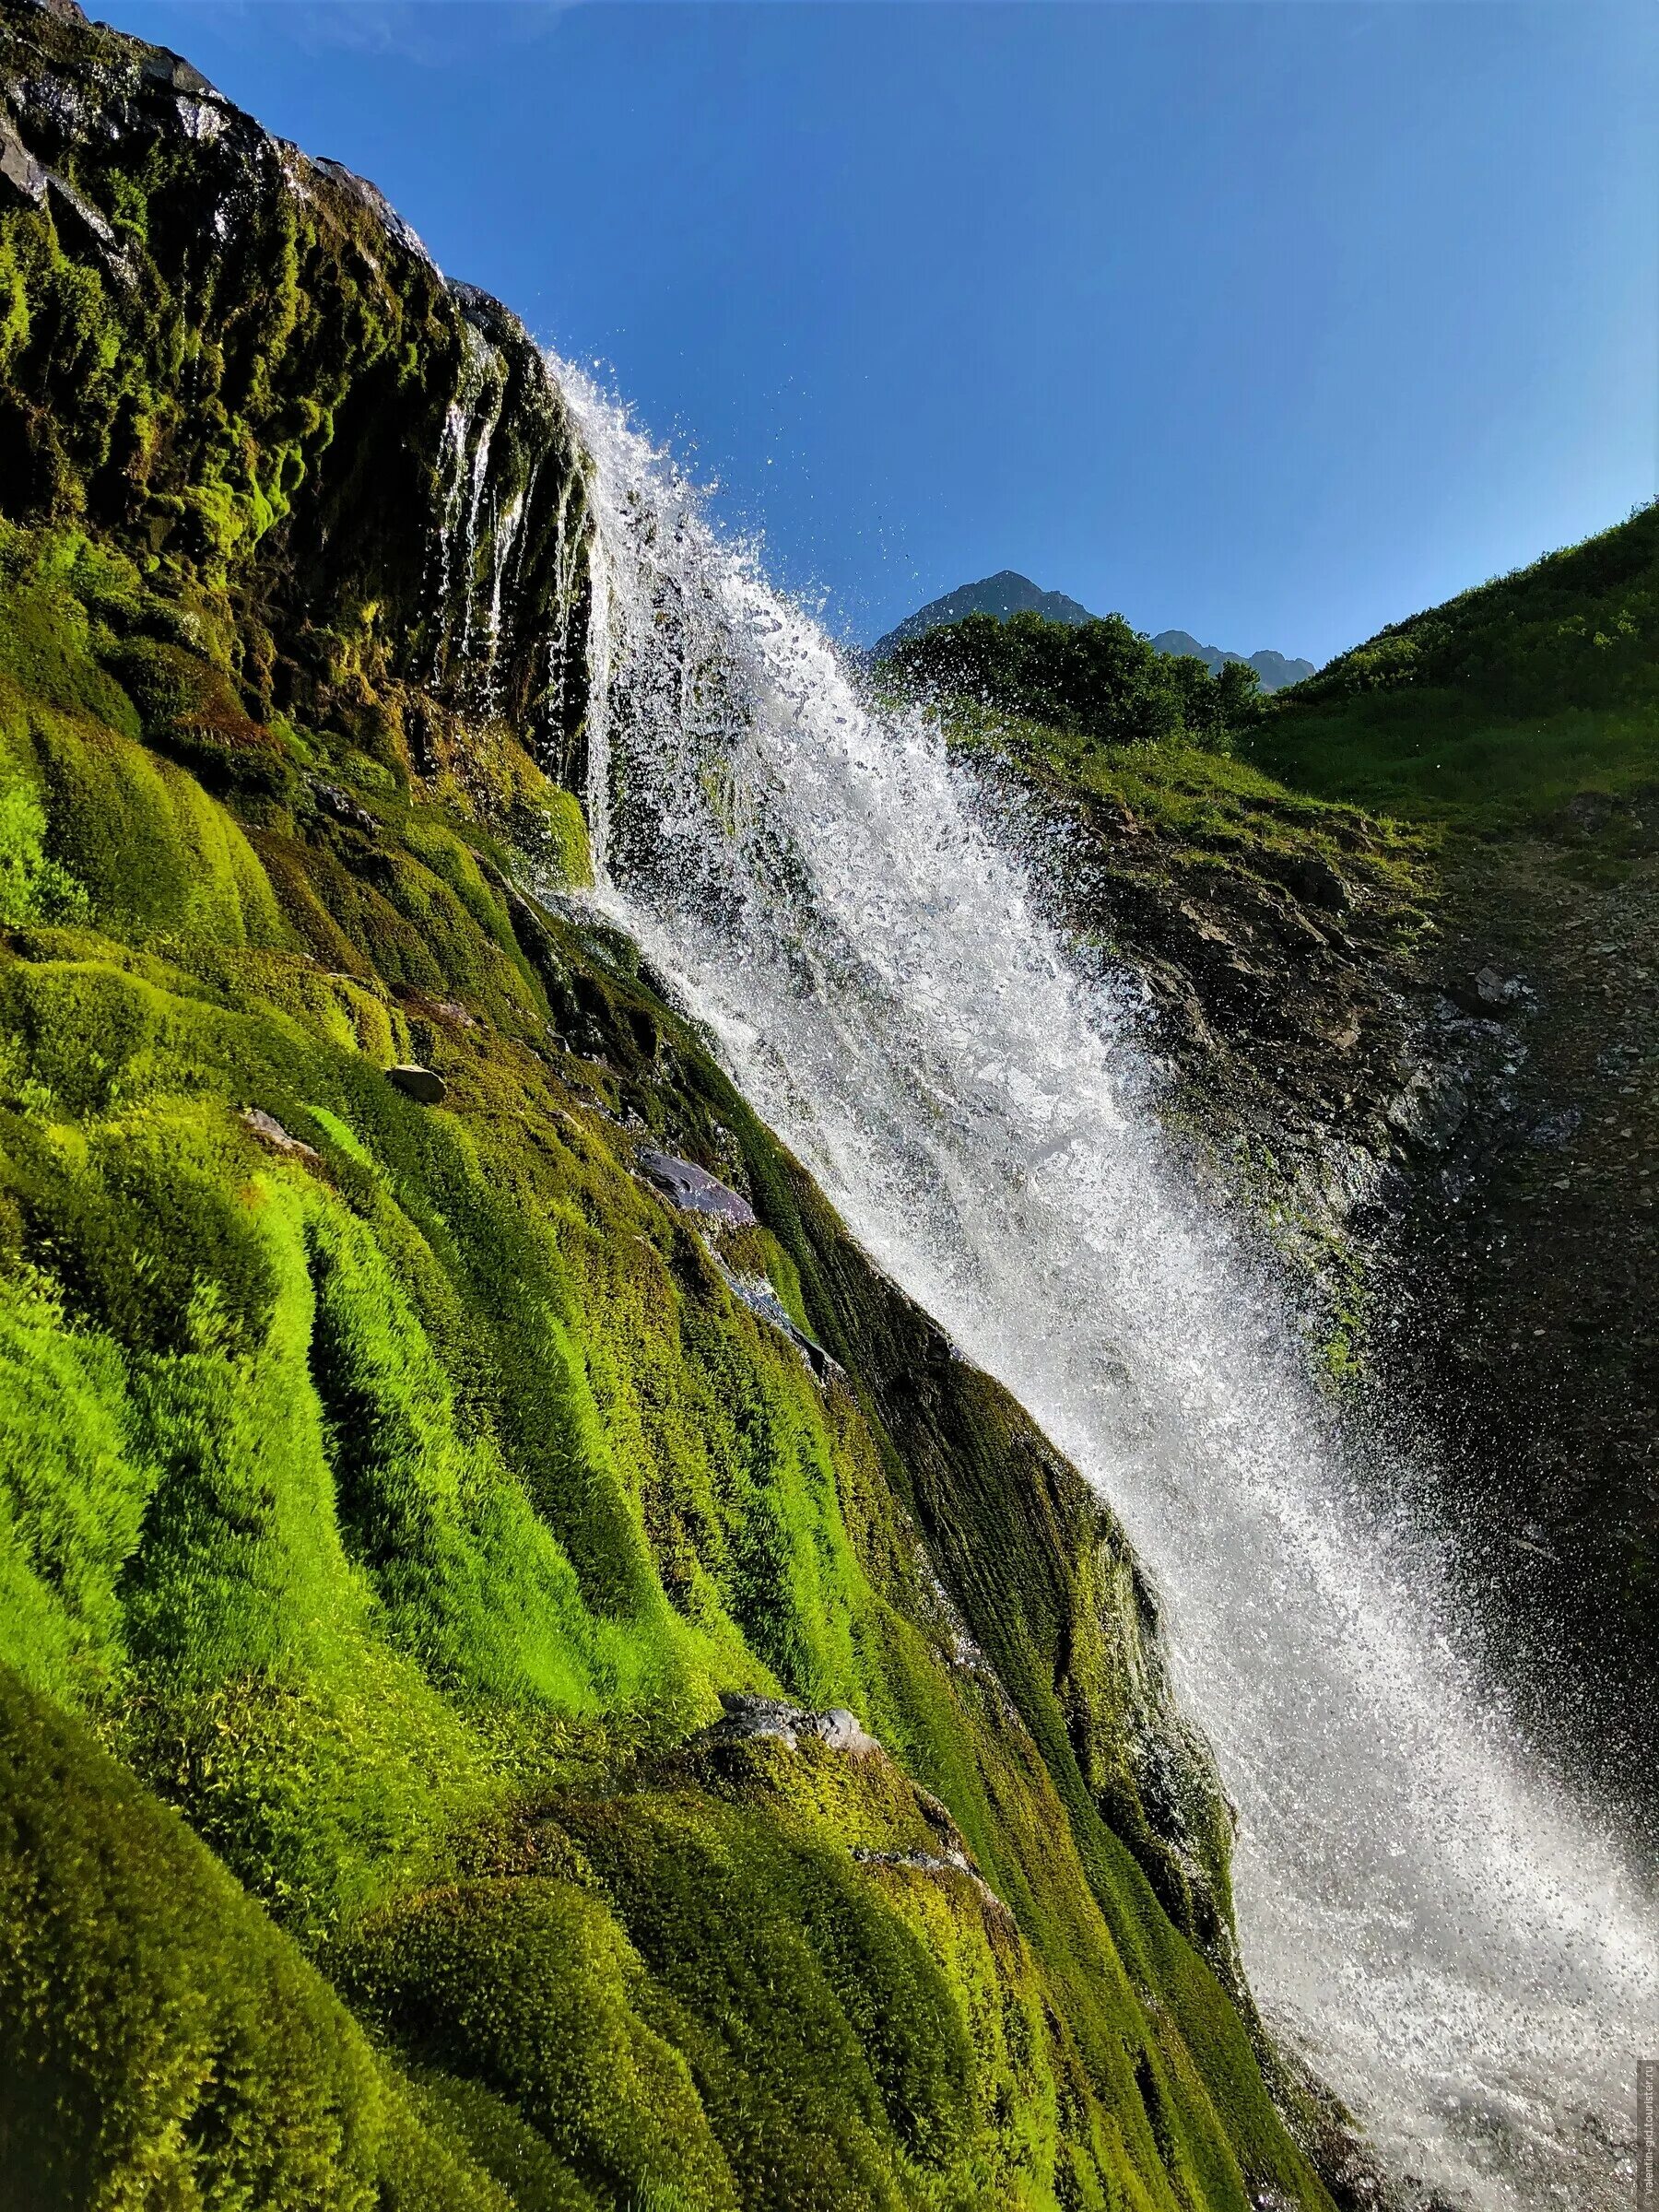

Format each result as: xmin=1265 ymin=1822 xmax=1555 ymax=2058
xmin=0 ymin=2 xmax=595 ymax=769
xmin=974 ymin=751 xmax=1432 ymax=1350
xmin=1376 ymin=833 xmax=1659 ymax=1814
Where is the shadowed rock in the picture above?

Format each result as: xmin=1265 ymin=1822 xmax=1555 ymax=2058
xmin=635 ymin=1145 xmax=757 ymax=1224
xmin=388 ymin=1064 xmax=446 ymax=1105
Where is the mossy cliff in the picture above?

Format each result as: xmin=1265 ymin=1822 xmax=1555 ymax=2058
xmin=0 ymin=5 xmax=1345 ymax=2206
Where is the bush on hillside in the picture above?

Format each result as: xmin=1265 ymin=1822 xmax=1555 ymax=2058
xmin=882 ymin=610 xmax=1263 ymax=749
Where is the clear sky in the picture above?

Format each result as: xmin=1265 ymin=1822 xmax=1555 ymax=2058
xmin=98 ymin=1 xmax=1657 ymax=665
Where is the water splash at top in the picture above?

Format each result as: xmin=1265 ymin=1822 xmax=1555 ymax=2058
xmin=555 ymin=360 xmax=1656 ymax=2211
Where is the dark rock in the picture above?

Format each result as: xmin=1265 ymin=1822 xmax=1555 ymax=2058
xmin=314 ymin=157 xmax=434 ymax=267
xmin=635 ymin=1146 xmax=757 ymax=1225
xmin=240 ymin=1106 xmax=319 ymax=1162
xmin=1447 ymin=966 xmax=1528 ymax=1019
xmin=1526 ymin=1107 xmax=1580 ymax=1149
xmin=20 ymin=0 xmax=87 ymax=22
xmin=1272 ymin=853 xmax=1349 ymax=913
xmin=387 ymin=1063 xmax=446 ymax=1105
xmin=139 ymin=48 xmax=220 ymax=102
xmin=312 ymin=781 xmax=376 ymax=835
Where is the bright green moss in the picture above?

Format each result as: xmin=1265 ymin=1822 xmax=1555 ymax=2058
xmin=348 ymin=1877 xmax=739 ymax=2211
xmin=540 ymin=784 xmax=594 ymax=889
xmin=0 ymin=1663 xmax=504 ymax=2212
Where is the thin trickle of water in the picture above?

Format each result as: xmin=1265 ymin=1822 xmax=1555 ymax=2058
xmin=460 ymin=370 xmax=506 ymax=668
xmin=553 ymin=365 xmax=1657 ymax=2211
xmin=581 ymin=525 xmax=613 ymax=880
xmin=488 ymin=492 xmax=524 ymax=651
xmin=427 ymin=318 xmax=503 ymax=686
xmin=429 ymin=394 xmax=472 ymax=673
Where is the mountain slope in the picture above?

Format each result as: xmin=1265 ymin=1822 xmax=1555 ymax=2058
xmin=1247 ymin=505 xmax=1659 ymax=1810
xmin=0 ymin=6 xmax=1345 ymax=2206
xmin=874 ymin=574 xmax=1313 ymax=689
xmin=1247 ymin=502 xmax=1659 ymax=821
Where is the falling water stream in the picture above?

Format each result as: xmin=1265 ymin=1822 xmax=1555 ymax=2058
xmin=554 ymin=366 xmax=1656 ymax=2210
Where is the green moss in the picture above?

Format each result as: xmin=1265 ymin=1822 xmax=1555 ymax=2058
xmin=540 ymin=783 xmax=594 ymax=889
xmin=941 ymin=695 xmax=1430 ymax=900
xmin=0 ymin=1662 xmax=502 ymax=2212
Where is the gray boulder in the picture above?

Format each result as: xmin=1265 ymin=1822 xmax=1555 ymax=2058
xmin=388 ymin=1064 xmax=447 ymax=1105
xmin=636 ymin=1146 xmax=757 ymax=1225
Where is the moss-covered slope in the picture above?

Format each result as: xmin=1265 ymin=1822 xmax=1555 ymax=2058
xmin=0 ymin=5 xmax=1342 ymax=2206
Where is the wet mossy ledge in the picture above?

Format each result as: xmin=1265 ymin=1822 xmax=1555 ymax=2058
xmin=0 ymin=5 xmax=1346 ymax=2206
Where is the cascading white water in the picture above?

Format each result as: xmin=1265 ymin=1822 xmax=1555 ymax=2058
xmin=428 ymin=318 xmax=506 ymax=688
xmin=555 ymin=363 xmax=1657 ymax=2211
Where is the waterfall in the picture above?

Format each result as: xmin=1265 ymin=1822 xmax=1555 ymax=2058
xmin=555 ymin=362 xmax=1657 ymax=2212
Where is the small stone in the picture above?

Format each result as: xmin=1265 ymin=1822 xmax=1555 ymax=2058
xmin=312 ymin=781 xmax=377 ymax=834
xmin=811 ymin=1707 xmax=879 ymax=1757
xmin=1278 ymin=854 xmax=1349 ymax=913
xmin=240 ymin=1106 xmax=319 ymax=1161
xmin=1449 ymin=967 xmax=1528 ymax=1019
xmin=388 ymin=1063 xmax=446 ymax=1105
xmin=704 ymin=1692 xmax=879 ymax=1759
xmin=635 ymin=1146 xmax=757 ymax=1225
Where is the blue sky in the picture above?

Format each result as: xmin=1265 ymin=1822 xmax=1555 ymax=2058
xmin=101 ymin=2 xmax=1657 ymax=665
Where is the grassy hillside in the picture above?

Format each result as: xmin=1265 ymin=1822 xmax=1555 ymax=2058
xmin=0 ymin=6 xmax=1345 ymax=2206
xmin=1246 ymin=501 xmax=1659 ymax=829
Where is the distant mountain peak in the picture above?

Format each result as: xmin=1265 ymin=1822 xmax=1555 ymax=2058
xmin=872 ymin=571 xmax=1095 ymax=657
xmin=874 ymin=575 xmax=1314 ymax=692
xmin=1147 ymin=630 xmax=1316 ymax=692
